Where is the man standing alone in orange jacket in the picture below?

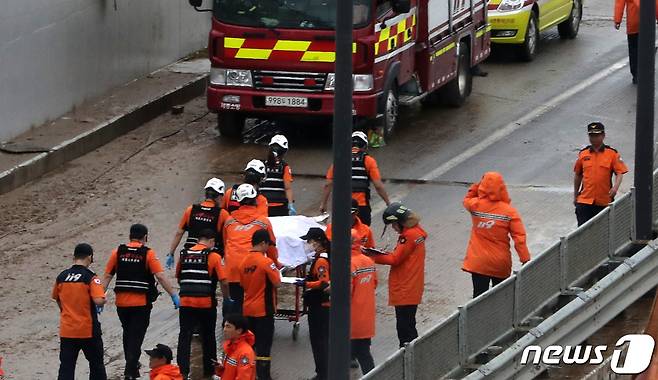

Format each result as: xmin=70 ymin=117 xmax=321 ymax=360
xmin=462 ymin=172 xmax=531 ymax=298
xmin=368 ymin=203 xmax=427 ymax=348
xmin=614 ymin=0 xmax=658 ymax=83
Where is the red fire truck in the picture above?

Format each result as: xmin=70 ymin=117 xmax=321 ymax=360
xmin=189 ymin=0 xmax=490 ymax=141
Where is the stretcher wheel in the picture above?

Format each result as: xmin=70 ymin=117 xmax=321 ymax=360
xmin=292 ymin=322 xmax=300 ymax=341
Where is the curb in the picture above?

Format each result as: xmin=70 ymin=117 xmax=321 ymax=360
xmin=0 ymin=75 xmax=208 ymax=195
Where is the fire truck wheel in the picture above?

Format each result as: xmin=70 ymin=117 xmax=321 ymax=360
xmin=382 ymin=85 xmax=399 ymax=141
xmin=217 ymin=113 xmax=245 ymax=138
xmin=558 ymin=0 xmax=581 ymax=39
xmin=519 ymin=12 xmax=539 ymax=61
xmin=442 ymin=42 xmax=472 ymax=108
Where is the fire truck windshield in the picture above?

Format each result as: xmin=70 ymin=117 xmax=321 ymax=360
xmin=213 ymin=0 xmax=371 ymax=29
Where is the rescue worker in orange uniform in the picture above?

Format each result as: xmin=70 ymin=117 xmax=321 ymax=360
xmin=215 ymin=314 xmax=257 ymax=380
xmin=175 ymin=229 xmax=228 ymax=378
xmin=166 ymin=178 xmax=229 ymax=269
xmin=101 ymin=224 xmax=180 ymax=380
xmin=223 ymin=160 xmax=270 ymax=217
xmin=262 ymin=134 xmax=296 ymax=217
xmin=462 ymin=172 xmax=531 ymax=298
xmin=573 ymin=122 xmax=628 ymax=226
xmin=350 ymin=229 xmax=377 ymax=375
xmin=224 ymin=184 xmax=279 ymax=317
xmin=368 ymin=203 xmax=427 ymax=347
xmin=298 ymin=227 xmax=331 ymax=380
xmin=326 ymin=198 xmax=375 ymax=248
xmin=239 ymin=229 xmax=281 ymax=380
xmin=52 ymin=243 xmax=107 ymax=380
xmin=614 ymin=0 xmax=658 ymax=83
xmin=320 ymin=131 xmax=390 ymax=225
xmin=144 ymin=344 xmax=183 ymax=380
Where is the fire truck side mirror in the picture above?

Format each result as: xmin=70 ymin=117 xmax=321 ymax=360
xmin=189 ymin=0 xmax=203 ymax=8
xmin=392 ymin=0 xmax=410 ymax=14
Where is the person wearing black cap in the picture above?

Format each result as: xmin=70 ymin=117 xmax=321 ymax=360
xmin=298 ymin=228 xmax=331 ymax=380
xmin=102 ymin=224 xmax=180 ymax=380
xmin=144 ymin=344 xmax=183 ymax=380
xmin=52 ymin=243 xmax=107 ymax=380
xmin=573 ymin=122 xmax=628 ymax=226
xmin=239 ymin=229 xmax=281 ymax=380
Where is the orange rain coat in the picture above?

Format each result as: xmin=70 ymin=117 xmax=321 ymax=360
xmin=462 ymin=172 xmax=531 ymax=279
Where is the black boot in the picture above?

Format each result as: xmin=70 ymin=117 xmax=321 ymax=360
xmin=256 ymin=360 xmax=272 ymax=380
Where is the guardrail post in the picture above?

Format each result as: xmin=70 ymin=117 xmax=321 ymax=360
xmin=513 ymin=268 xmax=522 ymax=328
xmin=608 ymin=201 xmax=616 ymax=259
xmin=404 ymin=342 xmax=414 ymax=380
xmin=560 ymin=236 xmax=568 ymax=291
xmin=458 ymin=305 xmax=468 ymax=366
xmin=631 ymin=187 xmax=638 ymax=242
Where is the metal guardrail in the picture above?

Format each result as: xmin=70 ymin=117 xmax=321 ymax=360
xmin=362 ymin=169 xmax=658 ymax=380
xmin=466 ymin=240 xmax=658 ymax=379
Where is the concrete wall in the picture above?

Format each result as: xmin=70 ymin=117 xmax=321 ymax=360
xmin=0 ymin=0 xmax=210 ymax=141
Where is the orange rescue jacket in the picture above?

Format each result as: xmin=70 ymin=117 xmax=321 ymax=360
xmin=614 ymin=0 xmax=658 ymax=34
xmin=374 ymin=215 xmax=427 ymax=306
xmin=350 ymin=246 xmax=377 ymax=339
xmin=462 ymin=172 xmax=531 ymax=279
xmin=223 ymin=206 xmax=278 ymax=282
xmin=150 ymin=364 xmax=183 ymax=380
xmin=217 ymin=331 xmax=257 ymax=380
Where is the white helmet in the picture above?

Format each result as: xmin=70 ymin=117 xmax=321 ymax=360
xmin=352 ymin=131 xmax=368 ymax=148
xmin=245 ymin=159 xmax=266 ymax=175
xmin=269 ymin=134 xmax=289 ymax=150
xmin=235 ymin=183 xmax=258 ymax=202
xmin=204 ymin=177 xmax=225 ymax=195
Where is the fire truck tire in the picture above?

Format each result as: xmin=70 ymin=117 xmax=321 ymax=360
xmin=442 ymin=42 xmax=472 ymax=108
xmin=519 ymin=13 xmax=539 ymax=61
xmin=217 ymin=113 xmax=245 ymax=138
xmin=558 ymin=0 xmax=582 ymax=39
xmin=382 ymin=85 xmax=399 ymax=141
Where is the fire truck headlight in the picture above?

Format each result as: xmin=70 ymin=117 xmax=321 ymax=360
xmin=324 ymin=73 xmax=373 ymax=92
xmin=210 ymin=68 xmax=227 ymax=86
xmin=211 ymin=68 xmax=253 ymax=87
xmin=325 ymin=73 xmax=336 ymax=91
xmin=353 ymin=74 xmax=374 ymax=92
xmin=497 ymin=0 xmax=524 ymax=12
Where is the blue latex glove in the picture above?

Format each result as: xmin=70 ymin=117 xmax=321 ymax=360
xmin=165 ymin=254 xmax=175 ymax=270
xmin=95 ymin=305 xmax=104 ymax=314
xmin=171 ymin=293 xmax=180 ymax=309
xmin=288 ymin=203 xmax=297 ymax=216
xmin=294 ymin=279 xmax=305 ymax=287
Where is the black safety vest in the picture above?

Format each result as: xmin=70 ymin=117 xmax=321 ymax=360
xmin=114 ymin=244 xmax=155 ymax=295
xmin=261 ymin=160 xmax=289 ymax=205
xmin=304 ymin=253 xmax=330 ymax=306
xmin=186 ymin=203 xmax=222 ymax=249
xmin=351 ymin=151 xmax=371 ymax=198
xmin=178 ymin=248 xmax=216 ymax=297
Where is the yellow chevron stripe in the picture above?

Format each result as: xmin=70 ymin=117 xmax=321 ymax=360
xmin=273 ymin=40 xmax=312 ymax=51
xmin=224 ymin=37 xmax=246 ymax=49
xmin=300 ymin=51 xmax=335 ymax=62
xmin=398 ymin=18 xmax=406 ymax=32
xmin=379 ymin=27 xmax=390 ymax=42
xmin=235 ymin=48 xmax=272 ymax=60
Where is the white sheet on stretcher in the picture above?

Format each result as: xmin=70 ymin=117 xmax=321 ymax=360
xmin=269 ymin=216 xmax=325 ymax=268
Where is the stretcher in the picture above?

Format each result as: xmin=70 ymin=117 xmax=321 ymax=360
xmin=269 ymin=215 xmax=327 ymax=340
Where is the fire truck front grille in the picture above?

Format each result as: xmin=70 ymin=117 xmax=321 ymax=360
xmin=253 ymin=71 xmax=327 ymax=92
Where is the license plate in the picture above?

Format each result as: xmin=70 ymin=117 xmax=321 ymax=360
xmin=265 ymin=96 xmax=308 ymax=108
